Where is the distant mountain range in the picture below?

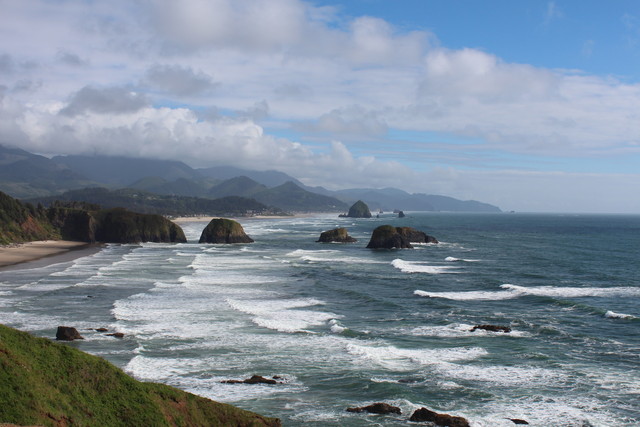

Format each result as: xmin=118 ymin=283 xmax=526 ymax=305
xmin=0 ymin=145 xmax=501 ymax=213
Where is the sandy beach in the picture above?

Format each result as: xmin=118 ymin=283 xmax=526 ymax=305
xmin=0 ymin=240 xmax=92 ymax=269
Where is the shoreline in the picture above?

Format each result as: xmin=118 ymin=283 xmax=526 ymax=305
xmin=0 ymin=241 xmax=101 ymax=271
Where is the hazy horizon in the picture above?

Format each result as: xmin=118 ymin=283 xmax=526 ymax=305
xmin=1 ymin=1 xmax=640 ymax=213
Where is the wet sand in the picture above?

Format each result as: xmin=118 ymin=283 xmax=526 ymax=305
xmin=0 ymin=241 xmax=97 ymax=270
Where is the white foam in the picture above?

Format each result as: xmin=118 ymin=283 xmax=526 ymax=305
xmin=226 ymin=298 xmax=336 ymax=333
xmin=604 ymin=310 xmax=636 ymax=319
xmin=437 ymin=363 xmax=564 ymax=386
xmin=414 ymin=289 xmax=520 ymax=301
xmin=445 ymin=256 xmax=480 ymax=262
xmin=346 ymin=342 xmax=487 ymax=371
xmin=328 ymin=319 xmax=346 ymax=334
xmin=409 ymin=324 xmax=530 ymax=338
xmin=392 ymin=259 xmax=457 ymax=274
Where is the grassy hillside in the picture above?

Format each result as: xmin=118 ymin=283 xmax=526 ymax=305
xmin=0 ymin=190 xmax=59 ymax=244
xmin=0 ymin=324 xmax=280 ymax=426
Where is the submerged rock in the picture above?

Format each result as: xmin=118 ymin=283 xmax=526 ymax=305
xmin=199 ymin=218 xmax=254 ymax=244
xmin=106 ymin=332 xmax=125 ymax=338
xmin=470 ymin=324 xmax=512 ymax=333
xmin=346 ymin=402 xmax=401 ymax=415
xmin=409 ymin=408 xmax=470 ymax=426
xmin=56 ymin=326 xmax=84 ymax=341
xmin=317 ymin=227 xmax=357 ymax=243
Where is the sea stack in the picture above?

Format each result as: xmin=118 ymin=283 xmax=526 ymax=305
xmin=316 ymin=227 xmax=357 ymax=243
xmin=199 ymin=218 xmax=254 ymax=244
xmin=341 ymin=200 xmax=372 ymax=218
xmin=366 ymin=225 xmax=437 ymax=249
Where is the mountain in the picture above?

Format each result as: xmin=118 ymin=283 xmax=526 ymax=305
xmin=129 ymin=177 xmax=213 ymax=198
xmin=0 ymin=323 xmax=280 ymax=426
xmin=198 ymin=165 xmax=305 ymax=188
xmin=252 ymin=181 xmax=348 ymax=212
xmin=0 ymin=145 xmax=96 ymax=199
xmin=53 ymin=155 xmax=200 ymax=186
xmin=208 ymin=176 xmax=267 ymax=198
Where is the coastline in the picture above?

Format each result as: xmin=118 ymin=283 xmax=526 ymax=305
xmin=0 ymin=241 xmax=100 ymax=270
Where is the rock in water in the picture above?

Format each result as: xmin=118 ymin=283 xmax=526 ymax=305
xmin=366 ymin=225 xmax=413 ymax=249
xmin=317 ymin=227 xmax=357 ymax=243
xmin=509 ymin=419 xmax=530 ymax=425
xmin=344 ymin=200 xmax=372 ymax=218
xmin=470 ymin=324 xmax=512 ymax=333
xmin=398 ymin=210 xmax=405 ymax=218
xmin=221 ymin=375 xmax=279 ymax=385
xmin=409 ymin=408 xmax=470 ymax=426
xmin=346 ymin=402 xmax=401 ymax=414
xmin=56 ymin=326 xmax=84 ymax=341
xmin=199 ymin=218 xmax=254 ymax=244
xmin=396 ymin=227 xmax=438 ymax=244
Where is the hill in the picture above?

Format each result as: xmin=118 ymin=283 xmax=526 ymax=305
xmin=29 ymin=187 xmax=284 ymax=217
xmin=0 ymin=191 xmax=58 ymax=244
xmin=252 ymin=181 xmax=348 ymax=212
xmin=0 ymin=323 xmax=280 ymax=426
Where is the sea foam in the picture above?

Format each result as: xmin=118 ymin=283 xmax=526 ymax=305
xmin=392 ymin=259 xmax=457 ymax=274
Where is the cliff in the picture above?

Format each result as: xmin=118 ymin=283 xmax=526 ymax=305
xmin=0 ymin=323 xmax=280 ymax=426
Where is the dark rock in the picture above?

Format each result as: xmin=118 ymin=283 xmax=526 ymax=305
xmin=343 ymin=200 xmax=372 ymax=218
xmin=199 ymin=218 xmax=254 ymax=244
xmin=106 ymin=332 xmax=125 ymax=338
xmin=398 ymin=210 xmax=405 ymax=218
xmin=56 ymin=326 xmax=84 ymax=341
xmin=397 ymin=227 xmax=438 ymax=244
xmin=366 ymin=225 xmax=413 ymax=249
xmin=95 ymin=328 xmax=108 ymax=332
xmin=470 ymin=324 xmax=512 ymax=333
xmin=409 ymin=408 xmax=470 ymax=426
xmin=317 ymin=227 xmax=357 ymax=243
xmin=509 ymin=419 xmax=529 ymax=425
xmin=346 ymin=402 xmax=401 ymax=415
xmin=222 ymin=375 xmax=278 ymax=385
xmin=94 ymin=208 xmax=187 ymax=243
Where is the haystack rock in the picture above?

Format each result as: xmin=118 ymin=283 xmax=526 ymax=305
xmin=56 ymin=326 xmax=84 ymax=341
xmin=317 ymin=227 xmax=357 ymax=243
xmin=409 ymin=407 xmax=470 ymax=426
xmin=341 ymin=200 xmax=372 ymax=218
xmin=199 ymin=218 xmax=254 ymax=244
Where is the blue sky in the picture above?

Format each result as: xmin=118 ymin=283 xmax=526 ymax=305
xmin=1 ymin=0 xmax=639 ymax=212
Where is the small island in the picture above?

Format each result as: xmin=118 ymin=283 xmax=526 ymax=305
xmin=339 ymin=200 xmax=372 ymax=218
xmin=199 ymin=218 xmax=254 ymax=243
xmin=316 ymin=227 xmax=357 ymax=243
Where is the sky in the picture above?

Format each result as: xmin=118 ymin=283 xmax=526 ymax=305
xmin=1 ymin=0 xmax=640 ymax=213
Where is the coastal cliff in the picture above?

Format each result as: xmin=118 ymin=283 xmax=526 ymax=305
xmin=0 ymin=324 xmax=280 ymax=426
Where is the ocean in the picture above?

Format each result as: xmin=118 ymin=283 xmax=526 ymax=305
xmin=1 ymin=212 xmax=638 ymax=426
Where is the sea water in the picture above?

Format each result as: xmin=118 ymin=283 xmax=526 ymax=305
xmin=1 ymin=212 xmax=639 ymax=426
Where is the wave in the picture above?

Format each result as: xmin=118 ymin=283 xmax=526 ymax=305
xmin=444 ymin=256 xmax=480 ymax=262
xmin=392 ymin=259 xmax=457 ymax=274
xmin=604 ymin=310 xmax=637 ymax=319
xmin=415 ymin=284 xmax=640 ymax=301
xmin=409 ymin=323 xmax=530 ymax=338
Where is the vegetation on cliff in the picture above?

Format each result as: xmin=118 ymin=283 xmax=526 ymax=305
xmin=0 ymin=191 xmax=59 ymax=244
xmin=0 ymin=324 xmax=280 ymax=426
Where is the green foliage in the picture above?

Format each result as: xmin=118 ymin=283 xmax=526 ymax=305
xmin=0 ymin=324 xmax=280 ymax=426
xmin=0 ymin=190 xmax=59 ymax=244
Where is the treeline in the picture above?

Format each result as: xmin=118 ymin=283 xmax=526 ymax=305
xmin=29 ymin=188 xmax=286 ymax=217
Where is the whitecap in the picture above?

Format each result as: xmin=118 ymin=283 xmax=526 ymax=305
xmin=445 ymin=256 xmax=480 ymax=262
xmin=501 ymin=284 xmax=640 ymax=298
xmin=414 ymin=289 xmax=520 ymax=301
xmin=392 ymin=259 xmax=457 ymax=274
xmin=604 ymin=310 xmax=636 ymax=319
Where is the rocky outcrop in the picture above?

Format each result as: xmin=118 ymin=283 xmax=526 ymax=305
xmin=346 ymin=403 xmax=401 ymax=414
xmin=409 ymin=408 xmax=470 ymax=426
xmin=317 ymin=227 xmax=357 ymax=243
xmin=94 ymin=208 xmax=186 ymax=244
xmin=398 ymin=210 xmax=405 ymax=218
xmin=341 ymin=200 xmax=372 ymax=218
xmin=509 ymin=419 xmax=529 ymax=425
xmin=397 ymin=227 xmax=438 ymax=244
xmin=222 ymin=375 xmax=280 ymax=385
xmin=470 ymin=324 xmax=512 ymax=333
xmin=366 ymin=225 xmax=413 ymax=249
xmin=55 ymin=326 xmax=84 ymax=341
xmin=199 ymin=218 xmax=254 ymax=244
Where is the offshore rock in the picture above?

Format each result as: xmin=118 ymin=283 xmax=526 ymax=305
xmin=397 ymin=227 xmax=438 ymax=244
xmin=317 ymin=227 xmax=357 ymax=243
xmin=342 ymin=200 xmax=372 ymax=218
xmin=366 ymin=225 xmax=413 ymax=249
xmin=470 ymin=324 xmax=512 ymax=333
xmin=222 ymin=375 xmax=279 ymax=385
xmin=409 ymin=407 xmax=470 ymax=426
xmin=94 ymin=208 xmax=187 ymax=244
xmin=199 ymin=218 xmax=254 ymax=244
xmin=346 ymin=402 xmax=401 ymax=414
xmin=509 ymin=419 xmax=530 ymax=425
xmin=398 ymin=210 xmax=405 ymax=218
xmin=56 ymin=326 xmax=84 ymax=341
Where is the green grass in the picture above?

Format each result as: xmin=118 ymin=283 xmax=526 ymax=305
xmin=0 ymin=324 xmax=280 ymax=426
